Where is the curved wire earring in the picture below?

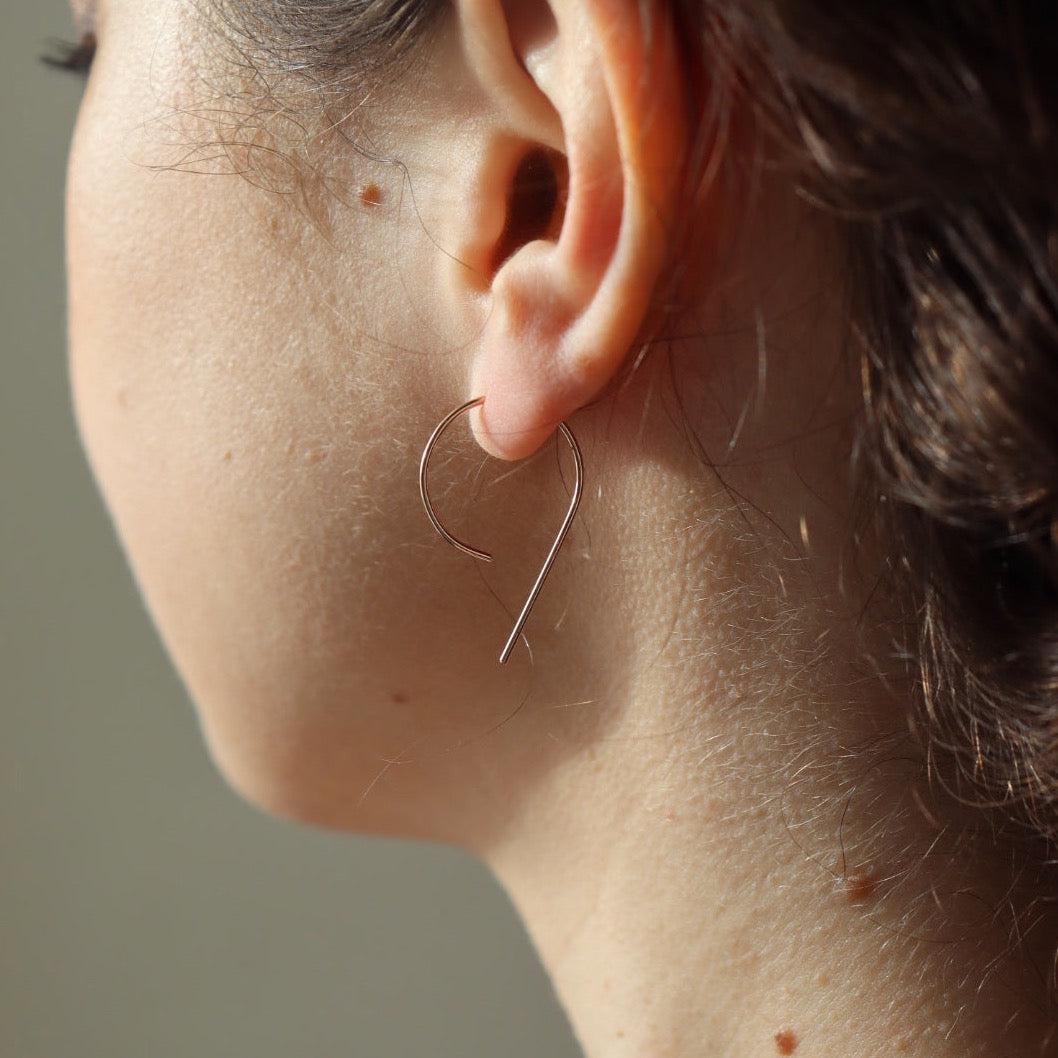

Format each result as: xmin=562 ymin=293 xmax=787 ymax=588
xmin=419 ymin=396 xmax=583 ymax=664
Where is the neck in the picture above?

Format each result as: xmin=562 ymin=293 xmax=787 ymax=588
xmin=482 ymin=651 xmax=1058 ymax=1058
xmin=468 ymin=388 xmax=1058 ymax=1056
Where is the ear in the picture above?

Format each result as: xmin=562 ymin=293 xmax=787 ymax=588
xmin=455 ymin=0 xmax=687 ymax=460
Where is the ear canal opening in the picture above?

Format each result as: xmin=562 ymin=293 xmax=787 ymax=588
xmin=491 ymin=147 xmax=568 ymax=274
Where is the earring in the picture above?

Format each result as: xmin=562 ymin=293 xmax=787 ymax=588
xmin=419 ymin=397 xmax=583 ymax=664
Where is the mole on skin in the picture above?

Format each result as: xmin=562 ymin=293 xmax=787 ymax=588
xmin=774 ymin=1028 xmax=798 ymax=1055
xmin=359 ymin=183 xmax=383 ymax=208
xmin=844 ymin=869 xmax=877 ymax=904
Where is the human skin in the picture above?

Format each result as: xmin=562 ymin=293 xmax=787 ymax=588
xmin=66 ymin=0 xmax=1058 ymax=1054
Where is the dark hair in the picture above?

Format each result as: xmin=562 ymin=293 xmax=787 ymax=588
xmin=212 ymin=0 xmax=1058 ymax=847
xmin=204 ymin=0 xmax=447 ymax=88
xmin=680 ymin=0 xmax=1058 ymax=846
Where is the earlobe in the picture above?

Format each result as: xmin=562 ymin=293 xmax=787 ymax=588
xmin=456 ymin=0 xmax=686 ymax=460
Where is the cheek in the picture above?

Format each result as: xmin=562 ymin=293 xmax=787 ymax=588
xmin=64 ymin=58 xmax=492 ymax=830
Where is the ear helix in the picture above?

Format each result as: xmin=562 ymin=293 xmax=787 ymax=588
xmin=419 ymin=397 xmax=583 ymax=664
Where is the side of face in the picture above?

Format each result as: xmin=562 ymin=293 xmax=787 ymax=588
xmin=67 ymin=0 xmax=537 ymax=834
xmin=69 ymin=0 xmax=837 ymax=845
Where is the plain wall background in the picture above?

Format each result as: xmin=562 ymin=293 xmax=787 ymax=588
xmin=0 ymin=5 xmax=580 ymax=1056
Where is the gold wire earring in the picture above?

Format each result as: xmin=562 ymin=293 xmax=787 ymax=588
xmin=419 ymin=396 xmax=583 ymax=664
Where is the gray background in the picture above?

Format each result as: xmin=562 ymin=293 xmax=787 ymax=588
xmin=0 ymin=4 xmax=579 ymax=1056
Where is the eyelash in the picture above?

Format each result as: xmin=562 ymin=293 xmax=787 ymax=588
xmin=43 ymin=33 xmax=97 ymax=77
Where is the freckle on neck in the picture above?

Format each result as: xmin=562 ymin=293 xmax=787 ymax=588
xmin=774 ymin=1027 xmax=798 ymax=1054
xmin=844 ymin=868 xmax=877 ymax=904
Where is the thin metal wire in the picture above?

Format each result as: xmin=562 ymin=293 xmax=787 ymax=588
xmin=419 ymin=396 xmax=584 ymax=664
